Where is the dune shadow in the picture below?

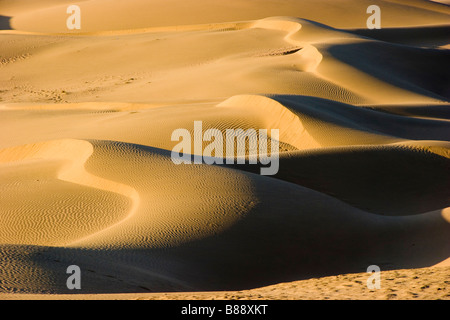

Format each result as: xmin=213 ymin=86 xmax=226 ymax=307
xmin=0 ymin=15 xmax=12 ymax=30
xmin=269 ymin=95 xmax=450 ymax=141
xmin=327 ymin=42 xmax=450 ymax=101
xmin=1 ymin=203 xmax=449 ymax=295
xmin=0 ymin=140 xmax=448 ymax=295
xmin=347 ymin=25 xmax=450 ymax=49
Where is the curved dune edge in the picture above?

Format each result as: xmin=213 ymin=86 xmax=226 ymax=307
xmin=216 ymin=99 xmax=444 ymax=156
xmin=0 ymin=141 xmax=448 ymax=293
xmin=1 ymin=16 xmax=433 ymax=105
xmin=396 ymin=140 xmax=450 ymax=159
xmin=5 ymin=0 xmax=450 ymax=33
xmin=271 ymin=142 xmax=450 ymax=216
xmin=65 ymin=140 xmax=258 ymax=249
xmin=0 ymin=139 xmax=140 ymax=246
xmin=0 ymin=205 xmax=448 ymax=294
xmin=0 ymin=0 xmax=448 ymax=298
xmin=0 ymin=21 xmax=253 ymax=37
xmin=216 ymin=94 xmax=395 ymax=150
xmin=1 ymin=16 xmax=322 ymax=72
xmin=217 ymin=94 xmax=320 ymax=150
xmin=251 ymin=17 xmax=323 ymax=72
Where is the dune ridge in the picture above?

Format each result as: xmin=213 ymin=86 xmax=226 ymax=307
xmin=0 ymin=0 xmax=449 ymax=299
xmin=0 ymin=139 xmax=139 ymax=246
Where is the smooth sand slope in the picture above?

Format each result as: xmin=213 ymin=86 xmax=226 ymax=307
xmin=0 ymin=0 xmax=449 ymax=298
xmin=3 ymin=0 xmax=450 ymax=32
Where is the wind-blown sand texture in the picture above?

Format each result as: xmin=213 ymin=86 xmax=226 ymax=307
xmin=2 ymin=266 xmax=449 ymax=300
xmin=0 ymin=0 xmax=449 ymax=299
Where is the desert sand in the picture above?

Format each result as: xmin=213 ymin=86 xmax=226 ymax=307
xmin=0 ymin=0 xmax=449 ymax=299
xmin=2 ymin=266 xmax=449 ymax=300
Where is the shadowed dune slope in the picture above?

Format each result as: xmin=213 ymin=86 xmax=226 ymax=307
xmin=0 ymin=139 xmax=449 ymax=293
xmin=0 ymin=0 xmax=449 ymax=298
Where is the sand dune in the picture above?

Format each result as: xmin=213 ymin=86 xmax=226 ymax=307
xmin=0 ymin=0 xmax=449 ymax=299
xmin=4 ymin=0 xmax=450 ymax=33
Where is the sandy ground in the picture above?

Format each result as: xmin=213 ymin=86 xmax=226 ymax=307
xmin=2 ymin=266 xmax=449 ymax=300
xmin=0 ymin=0 xmax=449 ymax=299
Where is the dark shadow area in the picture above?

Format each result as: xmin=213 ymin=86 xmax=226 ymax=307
xmin=255 ymin=95 xmax=450 ymax=215
xmin=1 ymin=202 xmax=449 ymax=294
xmin=327 ymin=42 xmax=450 ymax=101
xmin=347 ymin=25 xmax=450 ymax=48
xmin=0 ymin=15 xmax=12 ymax=30
xmin=269 ymin=95 xmax=450 ymax=142
xmin=0 ymin=141 xmax=449 ymax=294
xmin=369 ymin=103 xmax=450 ymax=120
xmin=235 ymin=143 xmax=450 ymax=216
